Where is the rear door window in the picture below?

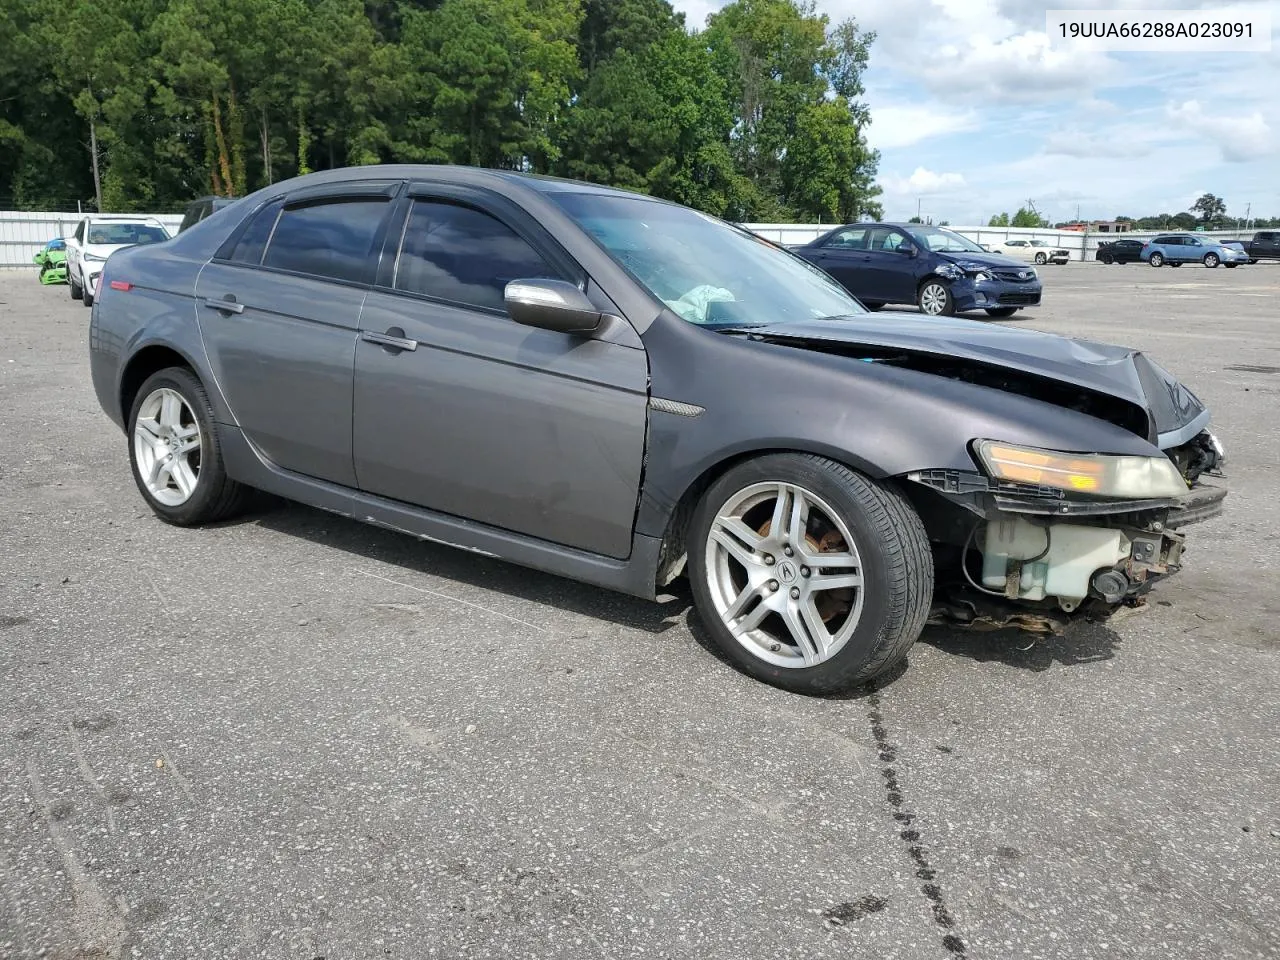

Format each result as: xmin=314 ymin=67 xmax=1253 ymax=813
xmin=262 ymin=198 xmax=390 ymax=284
xmin=822 ymin=227 xmax=868 ymax=250
xmin=393 ymin=200 xmax=559 ymax=311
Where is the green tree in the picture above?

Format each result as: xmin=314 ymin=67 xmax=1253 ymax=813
xmin=1011 ymin=205 xmax=1048 ymax=228
xmin=1190 ymin=192 xmax=1226 ymax=223
xmin=988 ymin=212 xmax=1010 ymax=227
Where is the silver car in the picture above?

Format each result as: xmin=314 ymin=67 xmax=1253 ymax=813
xmin=89 ymin=166 xmax=1226 ymax=694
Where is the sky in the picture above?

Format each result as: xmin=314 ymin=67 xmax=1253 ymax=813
xmin=670 ymin=0 xmax=1279 ymax=225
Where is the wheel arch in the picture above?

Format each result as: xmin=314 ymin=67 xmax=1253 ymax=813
xmin=651 ymin=443 xmax=892 ymax=592
xmin=118 ymin=343 xmax=203 ymax=425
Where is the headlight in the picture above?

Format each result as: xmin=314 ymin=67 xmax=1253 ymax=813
xmin=934 ymin=263 xmax=963 ymax=281
xmin=973 ymin=271 xmax=993 ymax=282
xmin=975 ymin=440 xmax=1188 ymax=498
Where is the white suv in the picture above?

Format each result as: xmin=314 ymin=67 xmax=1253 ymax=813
xmin=65 ymin=215 xmax=171 ymax=307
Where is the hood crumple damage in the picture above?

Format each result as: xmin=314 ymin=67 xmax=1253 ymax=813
xmin=742 ymin=313 xmax=1209 ymax=448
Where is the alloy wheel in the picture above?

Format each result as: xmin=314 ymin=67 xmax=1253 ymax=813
xmin=132 ymin=387 xmax=202 ymax=506
xmin=704 ymin=482 xmax=864 ymax=669
xmin=1204 ymin=253 xmax=1219 ymax=268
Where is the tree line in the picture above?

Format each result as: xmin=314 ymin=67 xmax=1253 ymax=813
xmin=988 ymin=194 xmax=1280 ymax=231
xmin=0 ymin=0 xmax=884 ymax=223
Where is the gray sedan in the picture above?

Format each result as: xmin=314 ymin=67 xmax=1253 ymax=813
xmin=89 ymin=166 xmax=1226 ymax=694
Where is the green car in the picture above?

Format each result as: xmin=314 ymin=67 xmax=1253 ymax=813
xmin=33 ymin=238 xmax=68 ymax=284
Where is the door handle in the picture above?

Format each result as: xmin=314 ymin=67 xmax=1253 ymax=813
xmin=361 ymin=329 xmax=418 ymax=353
xmin=201 ymin=296 xmax=245 ymax=314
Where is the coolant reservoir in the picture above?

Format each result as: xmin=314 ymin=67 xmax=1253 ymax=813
xmin=982 ymin=517 xmax=1129 ymax=604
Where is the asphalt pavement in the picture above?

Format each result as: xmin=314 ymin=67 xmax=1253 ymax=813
xmin=2 ymin=261 xmax=1278 ymax=959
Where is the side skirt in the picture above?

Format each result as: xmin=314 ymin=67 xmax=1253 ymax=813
xmin=218 ymin=425 xmax=662 ymax=600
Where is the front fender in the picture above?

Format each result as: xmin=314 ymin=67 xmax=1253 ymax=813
xmin=634 ymin=314 xmax=1160 ymax=539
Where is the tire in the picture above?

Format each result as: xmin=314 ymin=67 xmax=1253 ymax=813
xmin=687 ymin=453 xmax=933 ymax=694
xmin=1169 ymin=261 xmax=1182 ymax=268
xmin=917 ymin=280 xmax=955 ymax=316
xmin=127 ymin=366 xmax=248 ymax=526
xmin=82 ymin=279 xmax=94 ymax=307
xmin=1203 ymin=253 xmax=1219 ymax=268
xmin=1148 ymin=252 xmax=1164 ymax=267
xmin=69 ymin=269 xmax=81 ymax=299
xmin=1100 ymin=255 xmax=1113 ymax=265
xmin=1225 ymin=263 xmax=1238 ymax=269
xmin=984 ymin=307 xmax=1018 ymax=318
xmin=1034 ymin=252 xmax=1047 ymax=265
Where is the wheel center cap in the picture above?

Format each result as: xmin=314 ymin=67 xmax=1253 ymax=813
xmin=777 ymin=561 xmax=798 ymax=584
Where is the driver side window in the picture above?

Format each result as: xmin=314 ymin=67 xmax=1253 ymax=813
xmin=867 ymin=227 xmax=908 ymax=251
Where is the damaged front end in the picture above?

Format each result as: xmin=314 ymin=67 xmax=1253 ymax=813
xmin=909 ymin=430 xmax=1227 ymax=633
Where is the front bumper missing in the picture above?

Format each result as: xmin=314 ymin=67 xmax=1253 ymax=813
xmin=909 ymin=469 xmax=1226 ymax=630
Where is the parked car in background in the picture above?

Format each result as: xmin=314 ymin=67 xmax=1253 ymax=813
xmin=1096 ymin=239 xmax=1146 ymax=264
xmin=989 ymin=238 xmax=1070 ymax=265
xmin=1141 ymin=234 xmax=1248 ymax=269
xmin=32 ymin=238 xmax=68 ymax=284
xmin=792 ymin=222 xmax=1042 ymax=317
xmin=87 ymin=165 xmax=1225 ymax=694
xmin=178 ymin=196 xmax=235 ymax=233
xmin=1220 ymin=241 xmax=1254 ymax=264
xmin=1244 ymin=231 xmax=1280 ymax=261
xmin=65 ymin=216 xmax=171 ymax=306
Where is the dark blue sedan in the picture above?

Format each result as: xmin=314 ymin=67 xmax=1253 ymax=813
xmin=792 ymin=222 xmax=1042 ymax=317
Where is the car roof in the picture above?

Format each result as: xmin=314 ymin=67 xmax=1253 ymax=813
xmin=87 ymin=215 xmax=165 ymax=223
xmin=239 ymin=164 xmax=660 ymax=204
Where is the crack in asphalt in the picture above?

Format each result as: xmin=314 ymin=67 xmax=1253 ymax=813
xmin=867 ymin=687 xmax=967 ymax=956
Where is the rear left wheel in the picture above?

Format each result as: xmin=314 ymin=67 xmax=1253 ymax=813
xmin=688 ymin=454 xmax=933 ymax=694
xmin=128 ymin=367 xmax=248 ymax=525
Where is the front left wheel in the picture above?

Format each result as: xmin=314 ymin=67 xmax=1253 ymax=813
xmin=917 ymin=280 xmax=955 ymax=316
xmin=1034 ymin=252 xmax=1047 ymax=265
xmin=1203 ymin=252 xmax=1220 ymax=268
xmin=688 ymin=454 xmax=933 ymax=694
xmin=128 ymin=367 xmax=248 ymax=525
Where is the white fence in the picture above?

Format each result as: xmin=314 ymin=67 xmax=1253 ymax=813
xmin=0 ymin=209 xmax=1261 ymax=268
xmin=0 ymin=211 xmax=184 ymax=268
xmin=743 ymin=223 xmax=1259 ymax=262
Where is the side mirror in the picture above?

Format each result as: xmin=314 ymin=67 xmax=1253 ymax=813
xmin=504 ymin=278 xmax=602 ymax=335
xmin=895 ymin=242 xmax=916 ymax=257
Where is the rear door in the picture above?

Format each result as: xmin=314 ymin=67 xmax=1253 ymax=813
xmin=351 ymin=185 xmax=649 ymax=559
xmin=804 ymin=227 xmax=872 ymax=299
xmin=195 ymin=182 xmax=398 ymax=487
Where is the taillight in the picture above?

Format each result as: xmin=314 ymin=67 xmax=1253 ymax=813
xmin=109 ymin=280 xmax=132 ymax=291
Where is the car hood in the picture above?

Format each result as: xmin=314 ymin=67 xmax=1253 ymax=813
xmin=746 ymin=313 xmax=1208 ymax=448
xmin=935 ymin=250 xmax=1029 ymax=270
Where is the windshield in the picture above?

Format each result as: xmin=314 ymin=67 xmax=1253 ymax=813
xmin=87 ymin=223 xmax=169 ymax=245
xmin=548 ymin=192 xmax=864 ymax=326
xmin=906 ymin=226 xmax=987 ymax=254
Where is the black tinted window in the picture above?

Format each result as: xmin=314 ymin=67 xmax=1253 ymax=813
xmin=262 ymin=199 xmax=388 ymax=283
xmin=394 ymin=201 xmax=557 ymax=310
xmin=227 ymin=202 xmax=281 ymax=265
xmin=179 ymin=202 xmax=207 ymax=233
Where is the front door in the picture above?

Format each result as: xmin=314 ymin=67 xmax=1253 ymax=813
xmin=352 ymin=190 xmax=649 ymax=559
xmin=195 ymin=190 xmax=396 ymax=486
xmin=861 ymin=226 xmax=917 ymax=303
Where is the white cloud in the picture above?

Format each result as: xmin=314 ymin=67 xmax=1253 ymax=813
xmin=921 ymin=31 xmax=1113 ymax=103
xmin=1166 ymin=100 xmax=1274 ymax=162
xmin=880 ymin=167 xmax=967 ymax=196
xmin=865 ymin=104 xmax=978 ymax=149
xmin=1043 ymin=130 xmax=1152 ymax=159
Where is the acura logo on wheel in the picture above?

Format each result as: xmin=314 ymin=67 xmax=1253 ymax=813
xmin=777 ymin=561 xmax=798 ymax=583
